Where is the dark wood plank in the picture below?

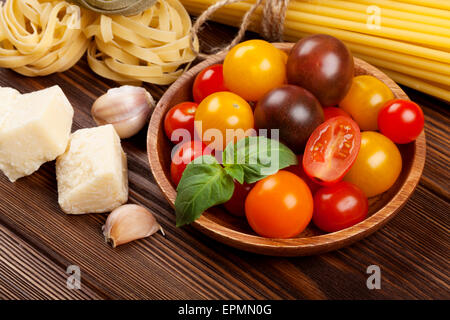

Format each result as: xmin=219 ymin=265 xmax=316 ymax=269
xmin=0 ymin=224 xmax=102 ymax=299
xmin=0 ymin=23 xmax=448 ymax=300
xmin=402 ymin=87 xmax=450 ymax=200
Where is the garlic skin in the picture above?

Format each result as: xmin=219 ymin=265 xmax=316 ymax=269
xmin=91 ymin=86 xmax=155 ymax=139
xmin=102 ymin=204 xmax=164 ymax=248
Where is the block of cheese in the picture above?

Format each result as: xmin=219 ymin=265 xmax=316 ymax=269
xmin=0 ymin=87 xmax=21 ymax=128
xmin=0 ymin=86 xmax=74 ymax=182
xmin=56 ymin=124 xmax=129 ymax=214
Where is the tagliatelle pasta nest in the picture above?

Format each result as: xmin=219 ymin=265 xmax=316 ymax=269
xmin=0 ymin=0 xmax=198 ymax=84
xmin=85 ymin=0 xmax=198 ymax=84
xmin=0 ymin=0 xmax=95 ymax=76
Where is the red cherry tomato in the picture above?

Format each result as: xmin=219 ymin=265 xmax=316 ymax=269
xmin=164 ymin=102 xmax=198 ymax=144
xmin=378 ymin=99 xmax=424 ymax=144
xmin=224 ymin=181 xmax=253 ymax=217
xmin=170 ymin=141 xmax=211 ymax=186
xmin=303 ymin=116 xmax=361 ymax=185
xmin=193 ymin=64 xmax=228 ymax=103
xmin=313 ymin=181 xmax=368 ymax=232
xmin=323 ymin=107 xmax=351 ymax=121
xmin=286 ymin=155 xmax=321 ymax=194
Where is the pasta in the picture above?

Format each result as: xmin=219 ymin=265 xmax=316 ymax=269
xmin=0 ymin=0 xmax=94 ymax=76
xmin=181 ymin=0 xmax=450 ymax=101
xmin=85 ymin=0 xmax=198 ymax=85
xmin=0 ymin=0 xmax=198 ymax=85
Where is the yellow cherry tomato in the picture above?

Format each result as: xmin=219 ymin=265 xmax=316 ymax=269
xmin=344 ymin=131 xmax=402 ymax=197
xmin=195 ymin=91 xmax=254 ymax=151
xmin=339 ymin=75 xmax=394 ymax=131
xmin=223 ymin=40 xmax=286 ymax=101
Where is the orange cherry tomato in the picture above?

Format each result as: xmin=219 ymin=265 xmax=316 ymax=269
xmin=223 ymin=40 xmax=286 ymax=101
xmin=245 ymin=171 xmax=313 ymax=238
xmin=194 ymin=91 xmax=254 ymax=151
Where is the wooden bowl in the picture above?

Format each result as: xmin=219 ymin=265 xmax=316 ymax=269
xmin=147 ymin=43 xmax=426 ymax=256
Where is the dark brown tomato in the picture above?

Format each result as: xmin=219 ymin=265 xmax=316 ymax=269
xmin=286 ymin=34 xmax=354 ymax=107
xmin=254 ymin=85 xmax=324 ymax=154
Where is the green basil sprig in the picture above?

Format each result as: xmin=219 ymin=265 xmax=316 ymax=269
xmin=175 ymin=136 xmax=298 ymax=227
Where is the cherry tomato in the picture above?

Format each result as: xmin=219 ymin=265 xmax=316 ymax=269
xmin=339 ymin=75 xmax=394 ymax=131
xmin=223 ymin=40 xmax=286 ymax=101
xmin=279 ymin=49 xmax=288 ymax=64
xmin=313 ymin=181 xmax=368 ymax=233
xmin=378 ymin=99 xmax=424 ymax=144
xmin=303 ymin=116 xmax=361 ymax=185
xmin=286 ymin=155 xmax=321 ymax=194
xmin=224 ymin=181 xmax=253 ymax=217
xmin=164 ymin=102 xmax=198 ymax=144
xmin=195 ymin=91 xmax=254 ymax=151
xmin=245 ymin=171 xmax=313 ymax=238
xmin=344 ymin=131 xmax=402 ymax=197
xmin=170 ymin=141 xmax=211 ymax=186
xmin=287 ymin=34 xmax=354 ymax=107
xmin=255 ymin=85 xmax=324 ymax=154
xmin=192 ymin=64 xmax=228 ymax=103
xmin=323 ymin=107 xmax=351 ymax=121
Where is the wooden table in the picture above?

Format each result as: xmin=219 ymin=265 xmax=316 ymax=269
xmin=0 ymin=21 xmax=448 ymax=300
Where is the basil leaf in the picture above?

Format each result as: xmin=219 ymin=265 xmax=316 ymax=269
xmin=223 ymin=136 xmax=298 ymax=184
xmin=224 ymin=165 xmax=244 ymax=184
xmin=175 ymin=155 xmax=234 ymax=227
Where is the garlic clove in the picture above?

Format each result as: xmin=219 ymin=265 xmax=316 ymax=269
xmin=91 ymin=86 xmax=155 ymax=139
xmin=102 ymin=204 xmax=164 ymax=248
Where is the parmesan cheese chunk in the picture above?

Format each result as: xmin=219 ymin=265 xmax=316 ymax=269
xmin=56 ymin=125 xmax=129 ymax=214
xmin=0 ymin=86 xmax=74 ymax=182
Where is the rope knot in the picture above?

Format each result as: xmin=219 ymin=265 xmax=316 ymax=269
xmin=190 ymin=0 xmax=289 ymax=59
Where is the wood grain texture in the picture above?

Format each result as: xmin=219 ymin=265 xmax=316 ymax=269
xmin=0 ymin=22 xmax=448 ymax=299
xmin=0 ymin=223 xmax=102 ymax=299
xmin=148 ymin=42 xmax=426 ymax=256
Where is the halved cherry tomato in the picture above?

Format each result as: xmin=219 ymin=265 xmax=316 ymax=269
xmin=323 ymin=107 xmax=351 ymax=121
xmin=224 ymin=181 xmax=253 ymax=217
xmin=303 ymin=116 xmax=361 ymax=185
xmin=245 ymin=171 xmax=313 ymax=238
xmin=378 ymin=99 xmax=424 ymax=144
xmin=170 ymin=141 xmax=211 ymax=186
xmin=313 ymin=181 xmax=368 ymax=233
xmin=164 ymin=102 xmax=198 ymax=144
xmin=192 ymin=64 xmax=228 ymax=103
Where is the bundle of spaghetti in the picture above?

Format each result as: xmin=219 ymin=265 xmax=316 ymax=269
xmin=84 ymin=0 xmax=199 ymax=85
xmin=0 ymin=0 xmax=95 ymax=76
xmin=181 ymin=0 xmax=450 ymax=101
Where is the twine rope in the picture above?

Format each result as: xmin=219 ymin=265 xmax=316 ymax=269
xmin=190 ymin=0 xmax=290 ymax=59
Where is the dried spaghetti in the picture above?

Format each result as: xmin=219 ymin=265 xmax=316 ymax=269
xmin=182 ymin=0 xmax=450 ymax=101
